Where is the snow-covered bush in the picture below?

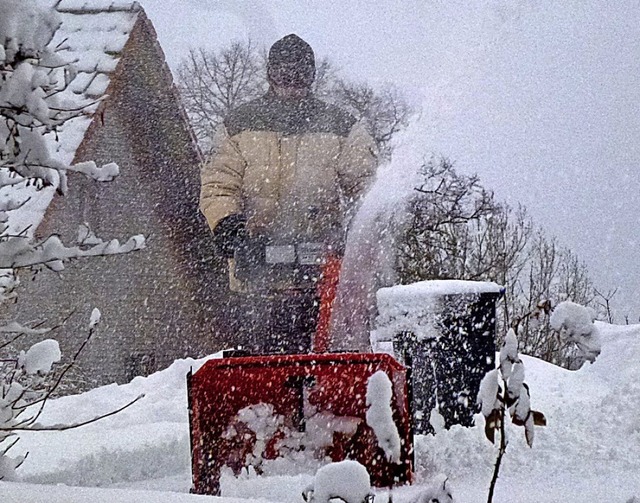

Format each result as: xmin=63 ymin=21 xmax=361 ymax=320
xmin=550 ymin=300 xmax=600 ymax=364
xmin=0 ymin=0 xmax=145 ymax=480
xmin=478 ymin=328 xmax=546 ymax=503
xmin=303 ymin=460 xmax=373 ymax=503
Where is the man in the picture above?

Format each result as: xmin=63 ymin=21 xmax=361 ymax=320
xmin=200 ymin=34 xmax=376 ymax=354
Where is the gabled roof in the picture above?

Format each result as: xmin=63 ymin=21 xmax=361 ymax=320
xmin=2 ymin=1 xmax=175 ymax=240
xmin=48 ymin=0 xmax=142 ymax=164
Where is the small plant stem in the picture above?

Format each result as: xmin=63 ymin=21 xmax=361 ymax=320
xmin=487 ymin=385 xmax=508 ymax=503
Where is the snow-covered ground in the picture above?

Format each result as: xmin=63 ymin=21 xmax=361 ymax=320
xmin=2 ymin=322 xmax=640 ymax=502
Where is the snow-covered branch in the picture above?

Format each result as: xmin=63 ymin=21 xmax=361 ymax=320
xmin=0 ymin=232 xmax=145 ymax=271
xmin=0 ymin=0 xmax=144 ymax=270
xmin=0 ymin=0 xmax=146 ymax=480
xmin=0 ymin=393 xmax=145 ymax=432
xmin=0 ymin=310 xmax=143 ymax=479
xmin=478 ymin=328 xmax=546 ymax=503
xmin=0 ymin=0 xmax=121 ymax=199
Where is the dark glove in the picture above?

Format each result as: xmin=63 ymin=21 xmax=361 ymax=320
xmin=213 ymin=214 xmax=247 ymax=259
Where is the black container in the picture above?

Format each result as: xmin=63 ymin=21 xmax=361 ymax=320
xmin=393 ymin=291 xmax=503 ymax=435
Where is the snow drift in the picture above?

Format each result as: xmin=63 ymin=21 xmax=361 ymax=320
xmin=3 ymin=323 xmax=639 ymax=502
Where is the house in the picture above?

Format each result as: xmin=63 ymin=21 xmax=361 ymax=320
xmin=6 ymin=0 xmax=236 ymax=389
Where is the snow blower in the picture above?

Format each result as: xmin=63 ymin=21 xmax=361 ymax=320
xmin=188 ymin=241 xmax=414 ymax=495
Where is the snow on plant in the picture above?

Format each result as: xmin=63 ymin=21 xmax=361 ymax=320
xmin=478 ymin=328 xmax=546 ymax=503
xmin=16 ymin=338 xmax=60 ymax=375
xmin=550 ymin=300 xmax=600 ymax=364
xmin=0 ymin=0 xmax=145 ymax=480
xmin=0 ymin=0 xmax=145 ymax=263
xmin=303 ymin=460 xmax=373 ymax=503
xmin=89 ymin=307 xmax=101 ymax=329
xmin=0 ymin=311 xmax=144 ymax=481
xmin=409 ymin=474 xmax=454 ymax=503
xmin=366 ymin=370 xmax=401 ymax=464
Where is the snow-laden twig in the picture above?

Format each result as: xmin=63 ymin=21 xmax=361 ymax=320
xmin=0 ymin=309 xmax=142 ymax=479
xmin=0 ymin=393 xmax=144 ymax=431
xmin=478 ymin=328 xmax=546 ymax=503
xmin=0 ymin=233 xmax=146 ymax=270
xmin=0 ymin=321 xmax=50 ymax=337
xmin=0 ymin=311 xmax=73 ymax=351
xmin=14 ymin=312 xmax=98 ymax=417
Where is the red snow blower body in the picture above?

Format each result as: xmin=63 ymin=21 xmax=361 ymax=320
xmin=188 ymin=352 xmax=413 ymax=496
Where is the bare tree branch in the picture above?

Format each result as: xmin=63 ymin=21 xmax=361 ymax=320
xmin=1 ymin=394 xmax=145 ymax=432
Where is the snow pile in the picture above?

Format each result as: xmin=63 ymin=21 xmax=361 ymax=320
xmin=0 ymin=323 xmax=636 ymax=501
xmin=550 ymin=300 xmax=601 ymax=363
xmin=0 ymin=481 xmax=252 ymax=503
xmin=226 ymin=403 xmax=284 ymax=470
xmin=303 ymin=460 xmax=372 ymax=503
xmin=366 ymin=370 xmax=401 ymax=463
xmin=409 ymin=474 xmax=454 ymax=503
xmin=15 ymin=354 xmax=217 ymax=488
xmin=284 ymin=412 xmax=362 ymax=463
xmin=222 ymin=404 xmax=361 ymax=477
xmin=415 ymin=322 xmax=640 ymax=501
xmin=17 ymin=339 xmax=61 ymax=375
xmin=373 ymin=280 xmax=503 ymax=343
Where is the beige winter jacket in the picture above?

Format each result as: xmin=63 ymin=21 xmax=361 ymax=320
xmin=200 ymin=93 xmax=377 ymax=248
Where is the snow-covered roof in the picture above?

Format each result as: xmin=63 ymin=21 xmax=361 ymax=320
xmin=49 ymin=0 xmax=142 ymax=164
xmin=1 ymin=2 xmax=142 ymax=240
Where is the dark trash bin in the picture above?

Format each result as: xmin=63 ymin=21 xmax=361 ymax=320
xmin=376 ymin=280 xmax=505 ymax=435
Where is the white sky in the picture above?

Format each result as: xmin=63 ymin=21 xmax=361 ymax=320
xmin=141 ymin=0 xmax=640 ymax=321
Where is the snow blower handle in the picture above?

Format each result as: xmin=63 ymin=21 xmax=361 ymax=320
xmin=233 ymin=240 xmax=342 ymax=352
xmin=263 ymin=242 xmax=326 ymax=266
xmin=232 ymin=240 xmax=328 ymax=289
xmin=262 ymin=242 xmax=342 ymax=353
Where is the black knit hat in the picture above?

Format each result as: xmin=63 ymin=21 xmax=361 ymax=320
xmin=267 ymin=34 xmax=316 ymax=88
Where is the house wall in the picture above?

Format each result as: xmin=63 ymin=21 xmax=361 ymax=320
xmin=5 ymin=16 xmax=237 ymax=389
